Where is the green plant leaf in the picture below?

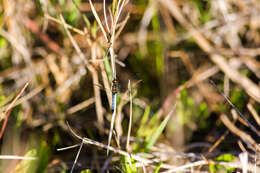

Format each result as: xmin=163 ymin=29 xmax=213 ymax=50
xmin=154 ymin=162 xmax=162 ymax=173
xmin=81 ymin=169 xmax=91 ymax=173
xmin=14 ymin=149 xmax=37 ymax=173
xmin=145 ymin=109 xmax=173 ymax=152
xmin=36 ymin=143 xmax=50 ymax=173
xmin=209 ymin=154 xmax=236 ymax=173
xmin=121 ymin=155 xmax=136 ymax=173
xmin=137 ymin=106 xmax=150 ymax=137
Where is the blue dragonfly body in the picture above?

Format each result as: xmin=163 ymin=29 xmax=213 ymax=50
xmin=111 ymin=78 xmax=119 ymax=113
xmin=111 ymin=93 xmax=117 ymax=113
xmin=95 ymin=78 xmax=140 ymax=113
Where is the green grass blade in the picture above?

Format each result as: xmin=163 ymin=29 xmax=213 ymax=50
xmin=154 ymin=162 xmax=162 ymax=173
xmin=121 ymin=155 xmax=136 ymax=173
xmin=136 ymin=106 xmax=150 ymax=137
xmin=81 ymin=169 xmax=91 ymax=173
xmin=14 ymin=149 xmax=37 ymax=173
xmin=104 ymin=56 xmax=112 ymax=81
xmin=145 ymin=105 xmax=176 ymax=152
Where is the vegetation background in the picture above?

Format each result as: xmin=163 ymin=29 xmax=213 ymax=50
xmin=0 ymin=0 xmax=260 ymax=172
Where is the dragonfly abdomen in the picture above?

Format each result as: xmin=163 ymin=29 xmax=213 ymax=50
xmin=111 ymin=94 xmax=117 ymax=113
xmin=111 ymin=78 xmax=119 ymax=113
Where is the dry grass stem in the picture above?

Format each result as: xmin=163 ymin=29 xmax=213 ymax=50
xmin=60 ymin=14 xmax=104 ymax=130
xmin=162 ymin=159 xmax=260 ymax=173
xmin=103 ymin=0 xmax=110 ymax=33
xmin=0 ymin=85 xmax=44 ymax=114
xmin=242 ymin=57 xmax=260 ymax=79
xmin=238 ymin=140 xmax=248 ymax=153
xmin=1 ymin=0 xmax=259 ymax=172
xmin=57 ymin=144 xmax=81 ymax=151
xmin=210 ymin=80 xmax=260 ymax=138
xmin=67 ymin=97 xmax=95 ymax=114
xmin=0 ymin=81 xmax=29 ymax=139
xmin=159 ymin=0 xmax=260 ymax=103
xmin=0 ymin=81 xmax=29 ymax=119
xmin=239 ymin=152 xmax=248 ymax=173
xmin=88 ymin=0 xmax=108 ymax=42
xmin=138 ymin=1 xmax=156 ymax=53
xmin=247 ymin=103 xmax=260 ymax=127
xmin=45 ymin=14 xmax=85 ymax=35
xmin=66 ymin=122 xmax=176 ymax=169
xmin=55 ymin=68 xmax=86 ymax=96
xmin=115 ymin=12 xmax=130 ymax=41
xmin=25 ymin=19 xmax=61 ymax=54
xmin=70 ymin=140 xmax=84 ymax=173
xmin=207 ymin=130 xmax=229 ymax=155
xmin=0 ymin=29 xmax=30 ymax=62
xmin=224 ymin=75 xmax=230 ymax=97
xmin=0 ymin=155 xmax=37 ymax=160
xmin=126 ymin=80 xmax=132 ymax=152
xmin=90 ymin=69 xmax=104 ymax=130
xmin=60 ymin=15 xmax=88 ymax=66
xmin=107 ymin=99 xmax=117 ymax=155
xmin=186 ymin=66 xmax=220 ymax=88
xmin=161 ymin=160 xmax=208 ymax=173
xmin=220 ymin=114 xmax=260 ymax=152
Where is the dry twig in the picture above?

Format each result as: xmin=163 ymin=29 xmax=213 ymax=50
xmin=159 ymin=0 xmax=260 ymax=103
xmin=220 ymin=114 xmax=260 ymax=152
xmin=60 ymin=14 xmax=104 ymax=131
xmin=0 ymin=81 xmax=29 ymax=139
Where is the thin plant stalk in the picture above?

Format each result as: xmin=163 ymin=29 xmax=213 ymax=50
xmin=103 ymin=0 xmax=110 ymax=33
xmin=107 ymin=94 xmax=117 ymax=155
xmin=57 ymin=144 xmax=81 ymax=151
xmin=0 ymin=81 xmax=30 ymax=138
xmin=126 ymin=80 xmax=132 ymax=152
xmin=210 ymin=80 xmax=260 ymax=138
xmin=88 ymin=0 xmax=108 ymax=42
xmin=60 ymin=14 xmax=104 ymax=130
xmin=0 ymin=155 xmax=37 ymax=160
xmin=70 ymin=140 xmax=84 ymax=173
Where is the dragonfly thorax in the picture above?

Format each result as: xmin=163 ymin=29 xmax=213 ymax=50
xmin=111 ymin=78 xmax=119 ymax=94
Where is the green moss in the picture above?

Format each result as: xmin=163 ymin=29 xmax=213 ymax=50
xmin=209 ymin=154 xmax=236 ymax=173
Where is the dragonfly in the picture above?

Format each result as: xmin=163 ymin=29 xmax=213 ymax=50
xmin=94 ymin=78 xmax=119 ymax=113
xmin=94 ymin=79 xmax=141 ymax=113
xmin=111 ymin=78 xmax=119 ymax=114
xmin=95 ymin=78 xmax=141 ymax=155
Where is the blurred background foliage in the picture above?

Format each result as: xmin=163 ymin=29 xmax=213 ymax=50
xmin=0 ymin=0 xmax=260 ymax=172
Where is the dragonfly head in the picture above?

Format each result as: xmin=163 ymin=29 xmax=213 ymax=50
xmin=112 ymin=78 xmax=119 ymax=85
